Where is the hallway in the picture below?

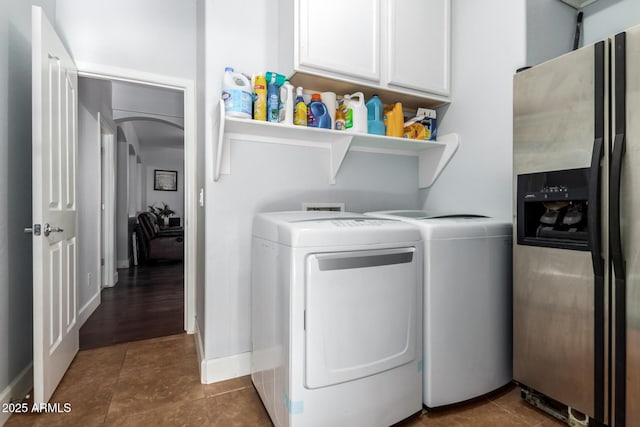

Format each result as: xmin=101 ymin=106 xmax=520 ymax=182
xmin=79 ymin=261 xmax=184 ymax=350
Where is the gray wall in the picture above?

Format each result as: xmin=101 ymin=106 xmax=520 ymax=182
xmin=77 ymin=77 xmax=113 ymax=318
xmin=142 ymin=146 xmax=185 ymax=220
xmin=116 ymin=132 xmax=130 ymax=266
xmin=582 ymin=0 xmax=640 ymax=44
xmin=526 ymin=0 xmax=576 ymax=66
xmin=0 ymin=0 xmax=56 ymax=403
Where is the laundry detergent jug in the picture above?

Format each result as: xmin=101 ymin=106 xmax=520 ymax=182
xmin=222 ymin=67 xmax=252 ymax=119
xmin=344 ymin=92 xmax=367 ymax=133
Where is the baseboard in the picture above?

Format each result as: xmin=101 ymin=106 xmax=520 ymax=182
xmin=78 ymin=291 xmax=100 ymax=328
xmin=117 ymin=259 xmax=129 ymax=269
xmin=0 ymin=363 xmax=33 ymax=426
xmin=195 ymin=321 xmax=206 ymax=383
xmin=194 ymin=322 xmax=251 ymax=385
xmin=113 ymin=270 xmax=118 ymax=286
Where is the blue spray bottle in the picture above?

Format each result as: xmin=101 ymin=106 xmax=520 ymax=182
xmin=267 ymin=74 xmax=279 ymax=122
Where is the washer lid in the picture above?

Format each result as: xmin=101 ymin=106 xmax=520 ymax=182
xmin=365 ymin=210 xmax=512 ymax=239
xmin=253 ymin=211 xmax=421 ymax=247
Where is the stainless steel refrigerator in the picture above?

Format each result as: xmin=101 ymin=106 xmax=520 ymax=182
xmin=513 ymin=24 xmax=640 ymax=427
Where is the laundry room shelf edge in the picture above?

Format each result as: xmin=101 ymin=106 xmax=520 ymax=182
xmin=213 ymin=99 xmax=458 ymax=188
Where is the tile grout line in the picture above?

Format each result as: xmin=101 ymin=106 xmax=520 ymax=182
xmin=100 ymin=342 xmax=130 ymax=426
xmin=486 ymin=397 xmax=544 ymax=427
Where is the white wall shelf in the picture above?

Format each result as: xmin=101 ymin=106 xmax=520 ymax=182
xmin=213 ymin=100 xmax=458 ymax=188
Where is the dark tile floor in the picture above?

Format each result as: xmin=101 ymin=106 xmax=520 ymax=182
xmin=7 ymin=333 xmax=565 ymax=427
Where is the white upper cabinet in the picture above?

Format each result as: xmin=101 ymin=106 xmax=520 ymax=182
xmin=298 ymin=0 xmax=380 ymax=82
xmin=386 ymin=0 xmax=450 ymax=97
xmin=279 ymin=0 xmax=451 ymax=109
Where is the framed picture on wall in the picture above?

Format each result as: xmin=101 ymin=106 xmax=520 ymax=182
xmin=154 ymin=169 xmax=178 ymax=191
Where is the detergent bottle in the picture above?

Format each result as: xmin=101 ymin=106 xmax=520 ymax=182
xmin=222 ymin=67 xmax=252 ymax=119
xmin=294 ymin=87 xmax=307 ymax=126
xmin=365 ymin=95 xmax=386 ymax=135
xmin=384 ymin=102 xmax=404 ymax=137
xmin=307 ymin=94 xmax=331 ymax=129
xmin=344 ymin=92 xmax=367 ymax=133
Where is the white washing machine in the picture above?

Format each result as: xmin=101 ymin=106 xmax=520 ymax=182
xmin=365 ymin=210 xmax=512 ymax=408
xmin=251 ymin=211 xmax=423 ymax=427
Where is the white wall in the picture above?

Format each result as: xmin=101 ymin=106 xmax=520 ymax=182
xmin=55 ymin=0 xmax=196 ymax=79
xmin=112 ymin=81 xmax=184 ymax=122
xmin=195 ymin=0 xmax=206 ymax=344
xmin=77 ymin=77 xmax=114 ymax=323
xmin=582 ymin=0 xmax=640 ymax=44
xmin=142 ymin=146 xmax=185 ymax=220
xmin=420 ymin=0 xmax=527 ymax=221
xmin=203 ymin=0 xmax=421 ymax=362
xmin=0 ymin=0 xmax=56 ymax=413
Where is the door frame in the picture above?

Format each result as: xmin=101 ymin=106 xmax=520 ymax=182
xmin=99 ymin=113 xmax=117 ymax=288
xmin=78 ymin=62 xmax=197 ymax=333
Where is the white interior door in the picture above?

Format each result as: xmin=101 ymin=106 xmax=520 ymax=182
xmin=32 ymin=6 xmax=79 ymax=404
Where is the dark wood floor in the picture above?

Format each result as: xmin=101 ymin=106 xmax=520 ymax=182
xmin=79 ymin=261 xmax=184 ymax=350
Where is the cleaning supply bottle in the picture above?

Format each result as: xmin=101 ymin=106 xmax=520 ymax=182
xmin=384 ymin=102 xmax=404 ymax=137
xmin=365 ymin=95 xmax=386 ymax=135
xmin=294 ymin=87 xmax=307 ymax=126
xmin=307 ymin=94 xmax=331 ymax=129
xmin=222 ymin=67 xmax=252 ymax=119
xmin=344 ymin=92 xmax=367 ymax=133
xmin=252 ymin=74 xmax=267 ymax=121
xmin=267 ymin=74 xmax=279 ymax=122
xmin=335 ymin=104 xmax=346 ymax=130
xmin=279 ymin=82 xmax=294 ymax=126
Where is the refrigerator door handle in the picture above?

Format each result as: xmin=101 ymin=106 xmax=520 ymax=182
xmin=610 ymin=132 xmax=626 ymax=278
xmin=588 ymin=136 xmax=604 ymax=278
xmin=591 ymin=40 xmax=606 ymax=425
xmin=612 ymin=30 xmax=627 ymax=427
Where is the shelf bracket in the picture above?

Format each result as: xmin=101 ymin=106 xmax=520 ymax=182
xmin=329 ymin=136 xmax=353 ymax=184
xmin=214 ymin=99 xmax=226 ymax=182
xmin=418 ymin=133 xmax=459 ymax=188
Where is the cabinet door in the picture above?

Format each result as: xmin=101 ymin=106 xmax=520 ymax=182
xmin=386 ymin=0 xmax=450 ymax=96
xmin=298 ymin=0 xmax=380 ymax=82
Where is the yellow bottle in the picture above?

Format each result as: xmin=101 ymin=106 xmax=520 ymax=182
xmin=253 ymin=74 xmax=267 ymax=121
xmin=294 ymin=87 xmax=307 ymax=126
xmin=383 ymin=102 xmax=404 ymax=138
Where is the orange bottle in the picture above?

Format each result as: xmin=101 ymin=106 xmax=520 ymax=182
xmin=383 ymin=102 xmax=404 ymax=138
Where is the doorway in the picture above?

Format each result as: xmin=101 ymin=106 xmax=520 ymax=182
xmin=74 ymin=67 xmax=197 ymax=349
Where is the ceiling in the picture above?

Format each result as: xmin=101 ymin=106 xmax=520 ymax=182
xmin=127 ymin=119 xmax=184 ymax=149
xmin=110 ymin=79 xmax=185 ymax=150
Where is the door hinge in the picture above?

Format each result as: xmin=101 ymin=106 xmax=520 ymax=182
xmin=101 ymin=258 xmax=105 ymax=266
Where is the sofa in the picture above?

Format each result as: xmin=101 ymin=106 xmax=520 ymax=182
xmin=136 ymin=212 xmax=183 ymax=262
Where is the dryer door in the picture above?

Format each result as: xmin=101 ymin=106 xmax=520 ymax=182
xmin=304 ymin=247 xmax=418 ymax=389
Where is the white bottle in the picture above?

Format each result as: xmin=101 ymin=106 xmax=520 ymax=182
xmin=344 ymin=92 xmax=367 ymax=133
xmin=222 ymin=67 xmax=252 ymax=119
xmin=279 ymin=82 xmax=295 ymax=126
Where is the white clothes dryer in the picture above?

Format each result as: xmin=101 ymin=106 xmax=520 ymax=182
xmin=251 ymin=211 xmax=423 ymax=427
xmin=366 ymin=210 xmax=512 ymax=408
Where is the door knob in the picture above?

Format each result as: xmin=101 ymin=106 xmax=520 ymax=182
xmin=44 ymin=223 xmax=64 ymax=237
